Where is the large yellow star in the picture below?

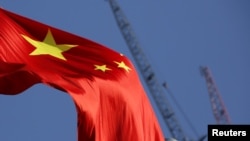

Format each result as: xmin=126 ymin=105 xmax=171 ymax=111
xmin=114 ymin=61 xmax=131 ymax=72
xmin=94 ymin=64 xmax=111 ymax=72
xmin=22 ymin=30 xmax=77 ymax=60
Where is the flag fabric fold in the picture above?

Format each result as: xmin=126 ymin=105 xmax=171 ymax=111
xmin=0 ymin=8 xmax=164 ymax=141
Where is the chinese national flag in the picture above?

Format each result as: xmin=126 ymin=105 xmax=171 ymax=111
xmin=0 ymin=8 xmax=165 ymax=141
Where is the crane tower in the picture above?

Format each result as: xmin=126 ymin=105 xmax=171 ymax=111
xmin=107 ymin=0 xmax=191 ymax=140
xmin=200 ymin=66 xmax=231 ymax=124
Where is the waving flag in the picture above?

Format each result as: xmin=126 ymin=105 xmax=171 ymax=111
xmin=0 ymin=8 xmax=164 ymax=141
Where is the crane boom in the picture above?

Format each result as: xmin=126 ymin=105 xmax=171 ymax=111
xmin=200 ymin=66 xmax=231 ymax=124
xmin=107 ymin=0 xmax=189 ymax=140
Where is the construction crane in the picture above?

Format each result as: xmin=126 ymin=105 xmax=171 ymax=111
xmin=107 ymin=0 xmax=192 ymax=140
xmin=200 ymin=66 xmax=231 ymax=124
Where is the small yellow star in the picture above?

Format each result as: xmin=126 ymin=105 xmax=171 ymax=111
xmin=114 ymin=61 xmax=131 ymax=72
xmin=22 ymin=30 xmax=77 ymax=60
xmin=94 ymin=64 xmax=111 ymax=72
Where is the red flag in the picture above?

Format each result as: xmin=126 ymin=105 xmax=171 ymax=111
xmin=0 ymin=8 xmax=165 ymax=141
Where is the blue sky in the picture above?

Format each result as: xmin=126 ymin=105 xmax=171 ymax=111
xmin=0 ymin=0 xmax=249 ymax=141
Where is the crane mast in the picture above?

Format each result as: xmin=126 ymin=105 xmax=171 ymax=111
xmin=200 ymin=66 xmax=231 ymax=124
xmin=107 ymin=0 xmax=189 ymax=140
